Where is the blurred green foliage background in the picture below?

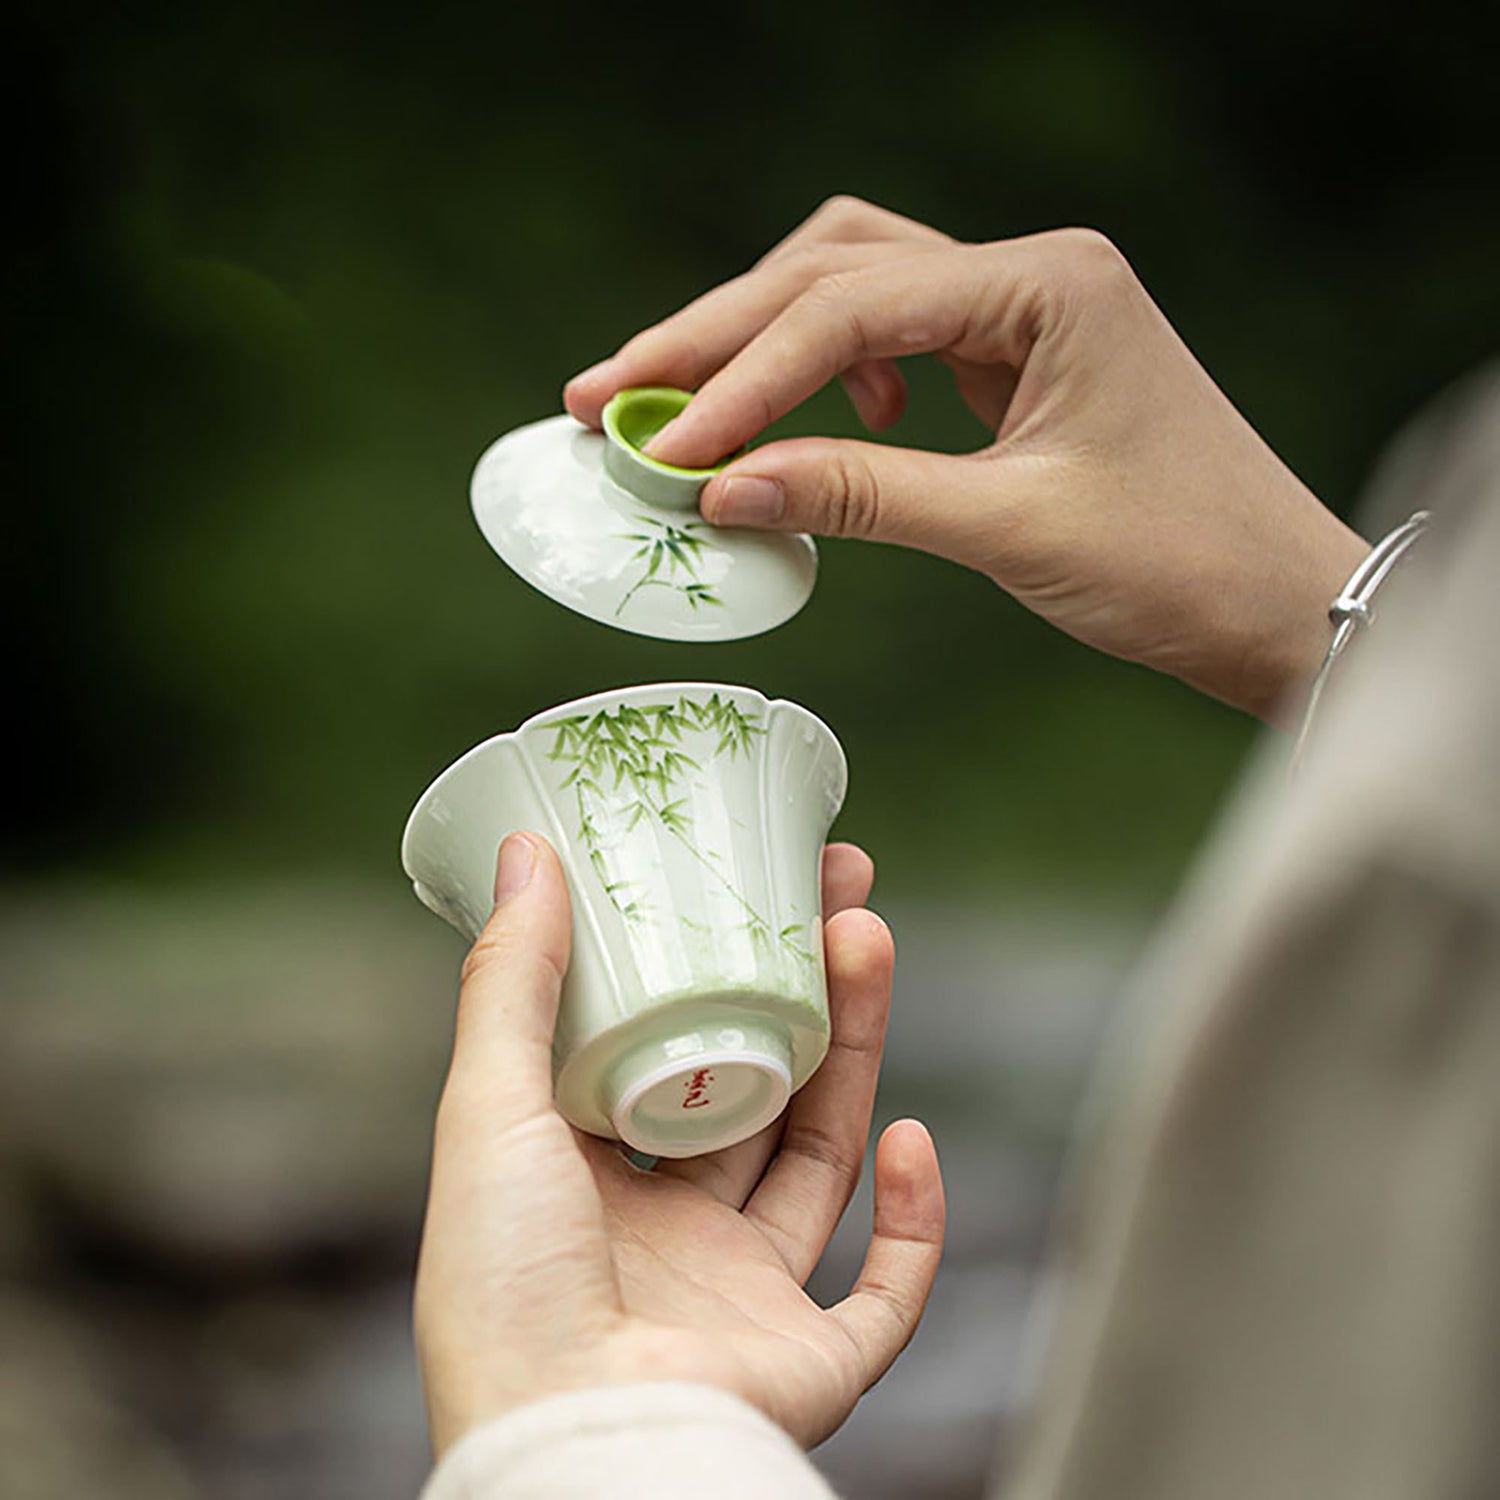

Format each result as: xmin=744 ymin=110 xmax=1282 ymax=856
xmin=13 ymin=0 xmax=1499 ymax=904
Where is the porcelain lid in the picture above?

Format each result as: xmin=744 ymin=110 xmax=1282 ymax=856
xmin=470 ymin=387 xmax=818 ymax=641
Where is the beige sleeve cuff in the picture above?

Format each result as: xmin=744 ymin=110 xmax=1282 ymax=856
xmin=420 ymin=1381 xmax=839 ymax=1500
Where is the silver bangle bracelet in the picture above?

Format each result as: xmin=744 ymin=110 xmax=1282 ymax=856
xmin=1290 ymin=509 xmax=1432 ymax=769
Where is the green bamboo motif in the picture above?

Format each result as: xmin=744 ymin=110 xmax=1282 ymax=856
xmin=545 ymin=694 xmax=815 ymax=967
xmin=614 ymin=517 xmax=725 ymax=618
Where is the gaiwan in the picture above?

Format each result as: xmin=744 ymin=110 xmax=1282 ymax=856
xmin=401 ymin=682 xmax=846 ymax=1158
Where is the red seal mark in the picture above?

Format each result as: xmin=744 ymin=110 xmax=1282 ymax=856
xmin=682 ymin=1067 xmax=715 ymax=1109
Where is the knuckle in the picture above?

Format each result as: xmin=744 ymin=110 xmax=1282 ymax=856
xmin=459 ymin=923 xmax=565 ymax=993
xmin=742 ymin=381 xmax=779 ymax=442
xmin=1050 ymin=226 xmax=1135 ymax=290
xmin=801 ymin=270 xmax=871 ymax=353
xmin=785 ymin=1119 xmax=862 ymax=1186
xmin=822 ymin=445 xmax=882 ymax=538
xmin=777 ymin=240 xmax=847 ymax=286
xmin=458 ymin=933 xmax=499 ymax=989
xmin=811 ymin=192 xmax=876 ymax=233
xmin=534 ymin=939 xmax=569 ymax=993
xmin=803 ymin=267 xmax=859 ymax=313
xmin=868 ymin=1284 xmax=920 ymax=1350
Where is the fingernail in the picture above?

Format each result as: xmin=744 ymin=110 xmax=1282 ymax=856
xmin=494 ymin=833 xmax=537 ymax=906
xmin=842 ymin=366 xmax=879 ymax=419
xmin=705 ymin=475 xmax=784 ymax=527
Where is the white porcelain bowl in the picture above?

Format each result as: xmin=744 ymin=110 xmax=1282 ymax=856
xmin=401 ymin=683 xmax=847 ymax=1157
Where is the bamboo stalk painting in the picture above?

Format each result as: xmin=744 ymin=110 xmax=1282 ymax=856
xmin=545 ymin=693 xmax=814 ymax=966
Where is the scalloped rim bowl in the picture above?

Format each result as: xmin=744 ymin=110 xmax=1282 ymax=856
xmin=401 ymin=682 xmax=848 ymax=1157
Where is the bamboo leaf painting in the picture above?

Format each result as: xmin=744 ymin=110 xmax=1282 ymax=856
xmin=544 ymin=694 xmax=812 ymax=966
xmin=613 ymin=516 xmax=726 ymax=618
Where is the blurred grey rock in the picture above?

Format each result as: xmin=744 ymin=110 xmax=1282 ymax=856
xmin=0 ymin=1288 xmax=201 ymax=1500
xmin=177 ymin=1283 xmax=430 ymax=1500
xmin=0 ymin=882 xmax=463 ymax=1267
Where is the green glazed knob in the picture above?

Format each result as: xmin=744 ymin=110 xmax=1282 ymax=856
xmin=602 ymin=386 xmax=739 ymax=511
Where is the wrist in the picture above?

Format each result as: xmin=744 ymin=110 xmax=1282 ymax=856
xmin=1225 ymin=510 xmax=1370 ymax=728
xmin=423 ymin=1359 xmax=545 ymax=1458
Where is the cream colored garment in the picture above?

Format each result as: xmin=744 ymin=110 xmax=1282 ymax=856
xmin=422 ymin=1382 xmax=834 ymax=1500
xmin=425 ymin=457 xmax=1500 ymax=1500
xmin=1004 ymin=461 xmax=1500 ymax=1498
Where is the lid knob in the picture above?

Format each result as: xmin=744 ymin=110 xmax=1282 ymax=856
xmin=602 ymin=386 xmax=739 ymax=512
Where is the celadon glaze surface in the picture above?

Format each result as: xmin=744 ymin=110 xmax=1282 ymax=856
xmin=400 ymin=684 xmax=846 ymax=1149
xmin=470 ymin=414 xmax=818 ymax=642
xmin=601 ymin=386 xmax=745 ymax=512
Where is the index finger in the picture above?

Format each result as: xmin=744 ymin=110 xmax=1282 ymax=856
xmin=564 ymin=241 xmax=915 ymax=430
xmin=565 ymin=199 xmax=949 ymax=428
xmin=649 ymin=244 xmax=1001 ymax=469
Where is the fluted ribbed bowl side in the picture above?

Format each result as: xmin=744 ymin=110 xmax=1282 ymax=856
xmin=401 ymin=683 xmax=847 ymax=1149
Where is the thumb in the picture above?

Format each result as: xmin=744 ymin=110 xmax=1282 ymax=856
xmin=699 ymin=436 xmax=1006 ymax=564
xmin=445 ymin=832 xmax=573 ymax=1128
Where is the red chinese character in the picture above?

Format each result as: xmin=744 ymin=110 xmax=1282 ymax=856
xmin=682 ymin=1067 xmax=715 ymax=1110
